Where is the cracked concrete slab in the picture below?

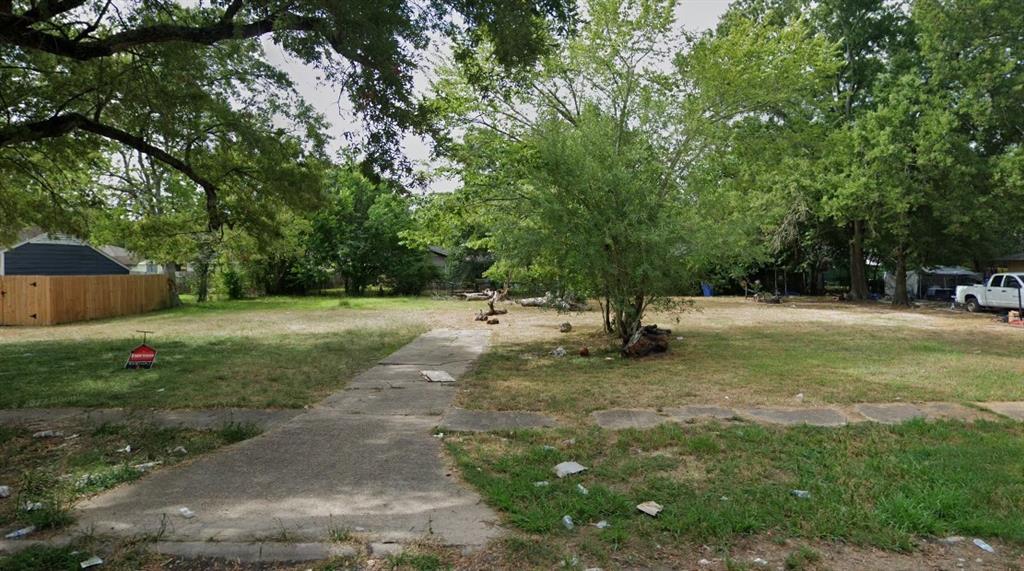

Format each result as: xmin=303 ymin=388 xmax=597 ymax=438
xmin=665 ymin=405 xmax=737 ymax=423
xmin=977 ymin=401 xmax=1024 ymax=420
xmin=737 ymin=407 xmax=849 ymax=427
xmin=439 ymin=408 xmax=558 ymax=432
xmin=74 ymin=329 xmax=499 ymax=550
xmin=151 ymin=541 xmax=357 ymax=562
xmin=591 ymin=409 xmax=669 ymax=430
xmin=854 ymin=403 xmax=926 ymax=424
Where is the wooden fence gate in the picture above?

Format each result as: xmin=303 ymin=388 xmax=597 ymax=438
xmin=0 ymin=275 xmax=172 ymax=326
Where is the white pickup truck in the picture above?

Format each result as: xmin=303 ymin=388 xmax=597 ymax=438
xmin=956 ymin=273 xmax=1024 ymax=312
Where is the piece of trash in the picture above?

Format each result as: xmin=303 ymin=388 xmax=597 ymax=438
xmin=752 ymin=557 xmax=768 ymax=566
xmin=421 ymin=370 xmax=456 ymax=383
xmin=561 ymin=438 xmax=576 ymax=446
xmin=552 ymin=346 xmax=567 ymax=358
xmin=117 ymin=445 xmax=131 ymax=454
xmin=794 ymin=393 xmax=804 ymax=402
xmin=0 ymin=486 xmax=10 ymax=498
xmin=554 ymin=461 xmax=587 ymax=478
xmin=973 ymin=538 xmax=994 ymax=553
xmin=80 ymin=556 xmax=103 ymax=568
xmin=65 ymin=433 xmax=80 ymax=440
xmin=354 ymin=526 xmax=366 ymax=532
xmin=434 ymin=433 xmax=444 ymax=439
xmin=22 ymin=501 xmax=43 ymax=512
xmin=698 ymin=559 xmax=712 ymax=566
xmin=791 ymin=489 xmax=811 ymax=499
xmin=940 ymin=536 xmax=965 ymax=544
xmin=533 ymin=481 xmax=550 ymax=487
xmin=172 ymin=446 xmax=188 ymax=455
xmin=179 ymin=507 xmax=196 ymax=519
xmin=132 ymin=461 xmax=161 ymax=472
xmin=720 ymin=496 xmax=729 ymax=501
xmin=576 ymin=483 xmax=589 ymax=495
xmin=636 ymin=501 xmax=663 ymax=516
xmin=561 ymin=515 xmax=574 ymax=530
xmin=604 ymin=356 xmax=613 ymax=361
xmin=541 ymin=445 xmax=556 ymax=451
xmin=33 ymin=430 xmax=63 ymax=438
xmin=157 ymin=388 xmax=165 ymax=393
xmin=595 ymin=520 xmax=609 ymax=529
xmin=559 ymin=322 xmax=572 ymax=333
xmin=4 ymin=526 xmax=36 ymax=539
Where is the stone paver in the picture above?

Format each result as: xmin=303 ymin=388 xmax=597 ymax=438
xmin=591 ymin=409 xmax=669 ymax=430
xmin=73 ymin=329 xmax=499 ymax=552
xmin=665 ymin=405 xmax=737 ymax=422
xmin=440 ymin=408 xmax=558 ymax=432
xmin=977 ymin=401 xmax=1024 ymax=420
xmin=854 ymin=403 xmax=925 ymax=424
xmin=736 ymin=407 xmax=849 ymax=427
xmin=0 ymin=408 xmax=300 ymax=431
xmin=917 ymin=402 xmax=996 ymax=422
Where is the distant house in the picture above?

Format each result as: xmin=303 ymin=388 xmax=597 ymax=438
xmin=427 ymin=245 xmax=448 ymax=270
xmin=0 ymin=232 xmax=129 ymax=276
xmin=992 ymin=253 xmax=1024 ymax=273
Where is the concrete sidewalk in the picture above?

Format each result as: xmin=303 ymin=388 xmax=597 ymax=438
xmin=73 ymin=329 xmax=499 ymax=549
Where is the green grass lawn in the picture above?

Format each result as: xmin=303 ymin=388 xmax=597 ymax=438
xmin=0 ymin=296 xmax=430 ymax=408
xmin=447 ymin=420 xmax=1024 ymax=567
xmin=459 ymin=324 xmax=1024 ymax=418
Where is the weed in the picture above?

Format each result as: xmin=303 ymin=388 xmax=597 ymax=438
xmin=387 ymin=551 xmax=447 ymax=571
xmin=217 ymin=421 xmax=262 ymax=444
xmin=785 ymin=546 xmax=823 ymax=570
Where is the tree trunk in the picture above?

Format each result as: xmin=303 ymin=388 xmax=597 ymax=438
xmin=164 ymin=261 xmax=182 ymax=307
xmin=601 ymin=294 xmax=613 ymax=334
xmin=194 ymin=236 xmax=217 ymax=302
xmin=892 ymin=249 xmax=910 ymax=307
xmin=848 ymin=220 xmax=869 ymax=300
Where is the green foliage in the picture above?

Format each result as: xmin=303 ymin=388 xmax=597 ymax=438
xmin=220 ymin=266 xmax=247 ymax=300
xmin=308 ymin=168 xmax=436 ymax=295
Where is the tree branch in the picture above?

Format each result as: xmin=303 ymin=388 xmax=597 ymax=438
xmin=0 ymin=112 xmax=223 ymax=230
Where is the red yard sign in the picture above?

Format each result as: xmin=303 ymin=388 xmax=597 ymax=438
xmin=125 ymin=330 xmax=157 ymax=369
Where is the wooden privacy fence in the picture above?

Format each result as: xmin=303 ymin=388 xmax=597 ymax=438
xmin=0 ymin=275 xmax=172 ymax=326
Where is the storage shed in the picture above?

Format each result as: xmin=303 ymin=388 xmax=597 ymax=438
xmin=0 ymin=233 xmax=129 ymax=276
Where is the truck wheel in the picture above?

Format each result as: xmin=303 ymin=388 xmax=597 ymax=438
xmin=965 ymin=297 xmax=981 ymax=313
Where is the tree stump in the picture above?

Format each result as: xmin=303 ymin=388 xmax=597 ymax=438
xmin=622 ymin=325 xmax=671 ymax=358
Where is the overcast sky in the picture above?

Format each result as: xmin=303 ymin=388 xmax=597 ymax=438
xmin=261 ymin=0 xmax=733 ymax=192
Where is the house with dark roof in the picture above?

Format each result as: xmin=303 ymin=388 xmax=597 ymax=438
xmin=0 ymin=232 xmax=129 ymax=276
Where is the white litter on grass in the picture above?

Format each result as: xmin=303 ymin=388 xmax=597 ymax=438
xmin=132 ymin=462 xmax=162 ymax=472
xmin=0 ymin=485 xmax=10 ymax=498
xmin=551 ymin=347 xmax=567 ymax=358
xmin=157 ymin=388 xmax=165 ymax=392
xmin=594 ymin=520 xmax=609 ymax=529
xmin=65 ymin=434 xmax=80 ymax=440
xmin=576 ymin=484 xmax=589 ymax=495
xmin=117 ymin=445 xmax=131 ymax=454
xmin=533 ymin=481 xmax=550 ymax=487
xmin=21 ymin=501 xmax=43 ymax=512
xmin=973 ymin=538 xmax=994 ymax=553
xmin=698 ymin=559 xmax=712 ymax=566
xmin=33 ymin=430 xmax=63 ymax=438
xmin=553 ymin=461 xmax=587 ymax=478
xmin=434 ymin=433 xmax=444 ymax=439
xmin=80 ymin=556 xmax=104 ymax=568
xmin=4 ymin=526 xmax=36 ymax=539
xmin=179 ymin=507 xmax=196 ymax=519
xmin=172 ymin=446 xmax=188 ymax=455
xmin=421 ymin=370 xmax=456 ymax=383
xmin=791 ymin=489 xmax=811 ymax=499
xmin=794 ymin=393 xmax=805 ymax=402
xmin=636 ymin=501 xmax=663 ymax=517
xmin=752 ymin=557 xmax=768 ymax=566
xmin=561 ymin=515 xmax=574 ymax=530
